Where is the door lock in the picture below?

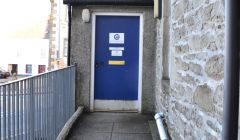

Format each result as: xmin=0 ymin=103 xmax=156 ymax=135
xmin=95 ymin=61 xmax=104 ymax=68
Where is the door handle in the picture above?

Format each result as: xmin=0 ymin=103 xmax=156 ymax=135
xmin=95 ymin=61 xmax=104 ymax=68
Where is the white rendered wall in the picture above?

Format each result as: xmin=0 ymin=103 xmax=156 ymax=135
xmin=0 ymin=39 xmax=49 ymax=76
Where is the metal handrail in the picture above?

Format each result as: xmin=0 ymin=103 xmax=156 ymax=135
xmin=0 ymin=66 xmax=76 ymax=140
xmin=0 ymin=66 xmax=75 ymax=86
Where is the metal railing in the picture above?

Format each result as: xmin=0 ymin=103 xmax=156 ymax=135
xmin=0 ymin=66 xmax=76 ymax=140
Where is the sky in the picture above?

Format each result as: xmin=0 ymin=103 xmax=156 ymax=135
xmin=0 ymin=0 xmax=51 ymax=70
xmin=0 ymin=0 xmax=51 ymax=39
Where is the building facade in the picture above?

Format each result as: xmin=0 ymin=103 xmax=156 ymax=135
xmin=48 ymin=0 xmax=69 ymax=70
xmin=0 ymin=0 xmax=51 ymax=77
xmin=64 ymin=0 xmax=225 ymax=139
xmin=0 ymin=39 xmax=49 ymax=76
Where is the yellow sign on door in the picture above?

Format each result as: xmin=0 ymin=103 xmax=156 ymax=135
xmin=108 ymin=60 xmax=125 ymax=65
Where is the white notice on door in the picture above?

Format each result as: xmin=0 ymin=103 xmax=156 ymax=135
xmin=109 ymin=33 xmax=124 ymax=44
xmin=109 ymin=47 xmax=124 ymax=51
xmin=111 ymin=50 xmax=122 ymax=56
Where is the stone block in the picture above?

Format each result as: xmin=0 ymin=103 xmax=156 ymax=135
xmin=189 ymin=62 xmax=202 ymax=75
xmin=211 ymin=1 xmax=224 ymax=22
xmin=214 ymin=106 xmax=223 ymax=118
xmin=175 ymin=44 xmax=189 ymax=54
xmin=187 ymin=0 xmax=202 ymax=11
xmin=175 ymin=102 xmax=186 ymax=114
xmin=175 ymin=116 xmax=187 ymax=135
xmin=184 ymin=127 xmax=195 ymax=140
xmin=174 ymin=83 xmax=185 ymax=96
xmin=177 ymin=16 xmax=184 ymax=25
xmin=206 ymin=120 xmax=220 ymax=133
xmin=183 ymin=74 xmax=197 ymax=85
xmin=205 ymin=132 xmax=218 ymax=140
xmin=207 ymin=42 xmax=218 ymax=51
xmin=184 ymin=107 xmax=192 ymax=120
xmin=201 ymin=34 xmax=212 ymax=47
xmin=175 ymin=72 xmax=183 ymax=81
xmin=175 ymin=58 xmax=189 ymax=71
xmin=200 ymin=4 xmax=213 ymax=21
xmin=184 ymin=14 xmax=196 ymax=26
xmin=174 ymin=83 xmax=193 ymax=101
xmin=205 ymin=55 xmax=224 ymax=80
xmin=173 ymin=26 xmax=186 ymax=40
xmin=213 ymin=84 xmax=223 ymax=107
xmin=189 ymin=34 xmax=212 ymax=51
xmin=207 ymin=34 xmax=224 ymax=51
xmin=183 ymin=52 xmax=208 ymax=61
xmin=172 ymin=0 xmax=189 ymax=20
xmin=188 ymin=35 xmax=201 ymax=51
xmin=214 ymin=33 xmax=224 ymax=50
xmin=193 ymin=84 xmax=213 ymax=112
xmin=191 ymin=110 xmax=203 ymax=128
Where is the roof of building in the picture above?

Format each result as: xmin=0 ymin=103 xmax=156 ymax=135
xmin=63 ymin=0 xmax=153 ymax=6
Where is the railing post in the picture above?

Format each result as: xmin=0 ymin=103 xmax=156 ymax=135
xmin=23 ymin=81 xmax=25 ymax=140
xmin=46 ymin=73 xmax=50 ymax=140
xmin=20 ymin=81 xmax=23 ymax=140
xmin=7 ymin=85 xmax=11 ymax=139
xmin=0 ymin=86 xmax=1 ymax=139
xmin=12 ymin=83 xmax=16 ymax=139
xmin=16 ymin=82 xmax=20 ymax=140
xmin=73 ymin=64 xmax=77 ymax=111
xmin=53 ymin=71 xmax=57 ymax=138
xmin=3 ymin=85 xmax=6 ymax=140
xmin=30 ymin=78 xmax=35 ymax=140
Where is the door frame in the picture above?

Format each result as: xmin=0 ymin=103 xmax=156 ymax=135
xmin=90 ymin=12 xmax=143 ymax=113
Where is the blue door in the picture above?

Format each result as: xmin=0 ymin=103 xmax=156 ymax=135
xmin=94 ymin=15 xmax=140 ymax=103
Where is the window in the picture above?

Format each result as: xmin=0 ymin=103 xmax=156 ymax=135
xmin=9 ymin=64 xmax=18 ymax=74
xmin=40 ymin=49 xmax=46 ymax=58
xmin=38 ymin=65 xmax=46 ymax=74
xmin=56 ymin=50 xmax=60 ymax=59
xmin=63 ymin=38 xmax=68 ymax=57
xmin=26 ymin=64 xmax=32 ymax=74
xmin=65 ymin=5 xmax=68 ymax=22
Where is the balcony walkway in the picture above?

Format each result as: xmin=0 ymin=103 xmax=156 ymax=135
xmin=67 ymin=112 xmax=157 ymax=140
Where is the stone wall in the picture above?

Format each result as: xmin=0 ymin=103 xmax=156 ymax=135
xmin=155 ymin=0 xmax=225 ymax=139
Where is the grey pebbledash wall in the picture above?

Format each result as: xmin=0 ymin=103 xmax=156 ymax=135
xmin=155 ymin=0 xmax=225 ymax=139
xmin=70 ymin=5 xmax=156 ymax=113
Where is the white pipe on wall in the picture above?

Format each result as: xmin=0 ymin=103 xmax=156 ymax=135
xmin=154 ymin=113 xmax=168 ymax=140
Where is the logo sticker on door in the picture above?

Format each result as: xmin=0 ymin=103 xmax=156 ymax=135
xmin=109 ymin=33 xmax=125 ymax=44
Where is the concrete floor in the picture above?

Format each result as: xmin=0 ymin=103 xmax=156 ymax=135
xmin=67 ymin=112 xmax=155 ymax=140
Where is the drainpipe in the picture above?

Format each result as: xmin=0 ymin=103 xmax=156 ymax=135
xmin=154 ymin=113 xmax=168 ymax=140
xmin=67 ymin=4 xmax=72 ymax=66
xmin=222 ymin=0 xmax=239 ymax=139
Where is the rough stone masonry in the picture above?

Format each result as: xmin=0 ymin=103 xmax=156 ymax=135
xmin=155 ymin=0 xmax=225 ymax=139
